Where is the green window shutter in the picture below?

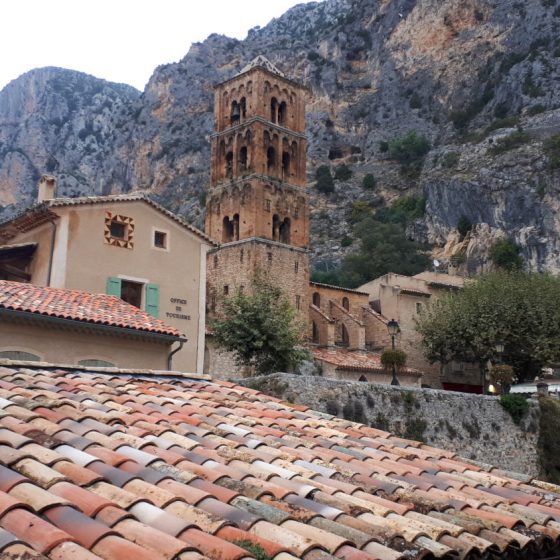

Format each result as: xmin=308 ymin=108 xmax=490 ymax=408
xmin=106 ymin=277 xmax=122 ymax=297
xmin=146 ymin=283 xmax=160 ymax=317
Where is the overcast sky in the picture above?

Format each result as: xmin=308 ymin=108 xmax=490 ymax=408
xmin=0 ymin=0 xmax=319 ymax=92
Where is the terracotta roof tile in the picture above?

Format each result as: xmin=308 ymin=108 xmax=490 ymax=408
xmin=0 ymin=279 xmax=181 ymax=337
xmin=0 ymin=364 xmax=558 ymax=560
xmin=312 ymin=348 xmax=421 ymax=375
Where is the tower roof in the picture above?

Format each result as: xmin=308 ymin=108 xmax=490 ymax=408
xmin=239 ymin=55 xmax=286 ymax=77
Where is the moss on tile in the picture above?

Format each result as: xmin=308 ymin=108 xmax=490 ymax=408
xmin=233 ymin=540 xmax=273 ymax=560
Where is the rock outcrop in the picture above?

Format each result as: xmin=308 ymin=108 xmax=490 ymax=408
xmin=1 ymin=0 xmax=559 ymax=271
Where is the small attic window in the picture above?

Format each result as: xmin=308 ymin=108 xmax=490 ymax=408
xmin=154 ymin=230 xmax=167 ymax=249
xmin=110 ymin=221 xmax=127 ymax=240
xmin=104 ymin=212 xmax=135 ymax=249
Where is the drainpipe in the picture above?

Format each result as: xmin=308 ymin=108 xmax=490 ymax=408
xmin=167 ymin=339 xmax=186 ymax=370
xmin=46 ymin=216 xmax=57 ymax=287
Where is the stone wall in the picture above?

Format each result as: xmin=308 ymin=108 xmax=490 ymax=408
xmin=239 ymin=374 xmax=542 ymax=478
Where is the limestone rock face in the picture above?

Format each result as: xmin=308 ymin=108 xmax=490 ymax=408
xmin=1 ymin=0 xmax=560 ymax=271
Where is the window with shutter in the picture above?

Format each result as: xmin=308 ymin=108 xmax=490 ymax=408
xmin=146 ymin=284 xmax=160 ymax=317
xmin=106 ymin=277 xmax=122 ymax=297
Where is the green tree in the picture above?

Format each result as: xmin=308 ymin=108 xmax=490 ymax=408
xmin=334 ymin=164 xmax=352 ymax=181
xmin=337 ymin=217 xmax=430 ymax=287
xmin=388 ymin=131 xmax=431 ymax=164
xmin=457 ymin=215 xmax=472 ymax=238
xmin=362 ymin=173 xmax=376 ymax=190
xmin=489 ymin=239 xmax=523 ymax=270
xmin=210 ymin=274 xmax=309 ymax=375
xmin=416 ymin=272 xmax=560 ymax=382
xmin=315 ymin=165 xmax=335 ymax=194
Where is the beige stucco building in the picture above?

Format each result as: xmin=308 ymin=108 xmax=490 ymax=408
xmin=0 ymin=280 xmax=184 ymax=370
xmin=0 ymin=179 xmax=215 ymax=372
xmin=358 ymin=271 xmax=481 ymax=391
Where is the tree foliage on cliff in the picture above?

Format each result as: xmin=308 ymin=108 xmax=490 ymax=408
xmin=312 ymin=196 xmax=430 ymax=288
xmin=416 ymin=272 xmax=560 ymax=382
xmin=210 ymin=275 xmax=309 ymax=375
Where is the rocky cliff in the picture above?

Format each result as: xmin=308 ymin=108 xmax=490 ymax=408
xmin=1 ymin=0 xmax=559 ymax=273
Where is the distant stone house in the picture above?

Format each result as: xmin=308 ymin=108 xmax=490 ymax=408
xmin=0 ymin=177 xmax=215 ymax=372
xmin=0 ymin=280 xmax=184 ymax=369
xmin=358 ymin=271 xmax=482 ymax=391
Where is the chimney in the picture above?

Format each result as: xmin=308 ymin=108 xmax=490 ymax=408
xmin=38 ymin=175 xmax=57 ymax=202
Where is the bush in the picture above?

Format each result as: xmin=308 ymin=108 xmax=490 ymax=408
xmin=527 ymin=104 xmax=546 ymax=116
xmin=539 ymin=397 xmax=560 ymax=483
xmin=457 ymin=215 xmax=472 ymax=238
xmin=334 ymin=164 xmax=352 ymax=181
xmin=388 ymin=131 xmax=431 ymax=164
xmin=543 ymin=133 xmax=560 ymax=170
xmin=362 ymin=173 xmax=376 ymax=189
xmin=340 ymin=236 xmax=353 ymax=247
xmin=500 ymin=394 xmax=529 ymax=425
xmin=381 ymin=349 xmax=407 ymax=370
xmin=489 ymin=239 xmax=523 ymax=270
xmin=488 ymin=130 xmax=530 ymax=155
xmin=378 ymin=141 xmax=389 ymax=153
xmin=441 ymin=152 xmax=460 ymax=168
xmin=315 ymin=165 xmax=335 ymax=194
xmin=233 ymin=541 xmax=273 ymax=560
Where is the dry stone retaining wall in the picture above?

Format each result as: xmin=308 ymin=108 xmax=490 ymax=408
xmin=240 ymin=374 xmax=542 ymax=478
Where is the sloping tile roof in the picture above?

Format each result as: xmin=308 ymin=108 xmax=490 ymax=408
xmin=0 ymin=192 xmax=217 ymax=246
xmin=310 ymin=281 xmax=370 ymax=296
xmin=0 ymin=280 xmax=181 ymax=338
xmin=313 ymin=347 xmax=421 ymax=376
xmin=240 ymin=55 xmax=286 ymax=78
xmin=0 ymin=364 xmax=559 ymax=559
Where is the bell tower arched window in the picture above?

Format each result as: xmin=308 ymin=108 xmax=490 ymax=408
xmin=230 ymin=101 xmax=240 ymax=125
xmin=282 ymin=151 xmax=290 ymax=179
xmin=239 ymin=146 xmax=248 ymax=172
xmin=278 ymin=101 xmax=287 ymax=126
xmin=240 ymin=97 xmax=246 ymax=120
xmin=267 ymin=147 xmax=276 ymax=174
xmin=225 ymin=152 xmax=233 ymax=178
xmin=270 ymin=97 xmax=278 ymax=123
xmin=279 ymin=218 xmax=291 ymax=244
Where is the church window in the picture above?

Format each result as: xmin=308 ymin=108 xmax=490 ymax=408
xmin=281 ymin=151 xmax=290 ymax=178
xmin=312 ymin=321 xmax=319 ymax=343
xmin=225 ymin=152 xmax=234 ymax=178
xmin=296 ymin=295 xmax=301 ymax=310
xmin=270 ymin=97 xmax=278 ymax=123
xmin=267 ymin=147 xmax=276 ymax=173
xmin=223 ymin=285 xmax=229 ymax=295
xmin=294 ymin=261 xmax=299 ymax=273
xmin=342 ymin=297 xmax=350 ymax=311
xmin=240 ymin=97 xmax=247 ymax=120
xmin=223 ymin=216 xmax=234 ymax=242
xmin=239 ymin=146 xmax=248 ymax=172
xmin=278 ymin=101 xmax=287 ymax=125
xmin=312 ymin=292 xmax=320 ymax=307
xmin=340 ymin=324 xmax=350 ymax=347
xmin=230 ymin=101 xmax=240 ymax=125
xmin=240 ymin=249 xmax=244 ymax=263
xmin=279 ymin=218 xmax=291 ymax=244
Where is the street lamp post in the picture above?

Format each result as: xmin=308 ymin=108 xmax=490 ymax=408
xmin=387 ymin=318 xmax=400 ymax=386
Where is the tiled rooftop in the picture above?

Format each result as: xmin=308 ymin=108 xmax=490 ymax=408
xmin=0 ymin=280 xmax=181 ymax=338
xmin=313 ymin=348 xmax=421 ymax=376
xmin=0 ymin=363 xmax=559 ymax=560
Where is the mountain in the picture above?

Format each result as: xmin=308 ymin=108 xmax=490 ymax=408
xmin=1 ymin=0 xmax=559 ymax=274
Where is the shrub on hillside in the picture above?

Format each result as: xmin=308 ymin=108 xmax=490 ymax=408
xmin=315 ymin=165 xmax=335 ymax=194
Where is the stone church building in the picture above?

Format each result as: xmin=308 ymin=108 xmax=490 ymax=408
xmin=203 ymin=56 xmax=422 ymax=386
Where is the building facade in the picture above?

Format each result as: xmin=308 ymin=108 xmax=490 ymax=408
xmin=358 ymin=271 xmax=481 ymax=390
xmin=0 ymin=280 xmax=183 ymax=369
xmin=0 ymin=184 xmax=214 ymax=372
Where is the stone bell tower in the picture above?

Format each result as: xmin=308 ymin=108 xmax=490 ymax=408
xmin=205 ymin=56 xmax=310 ymax=316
